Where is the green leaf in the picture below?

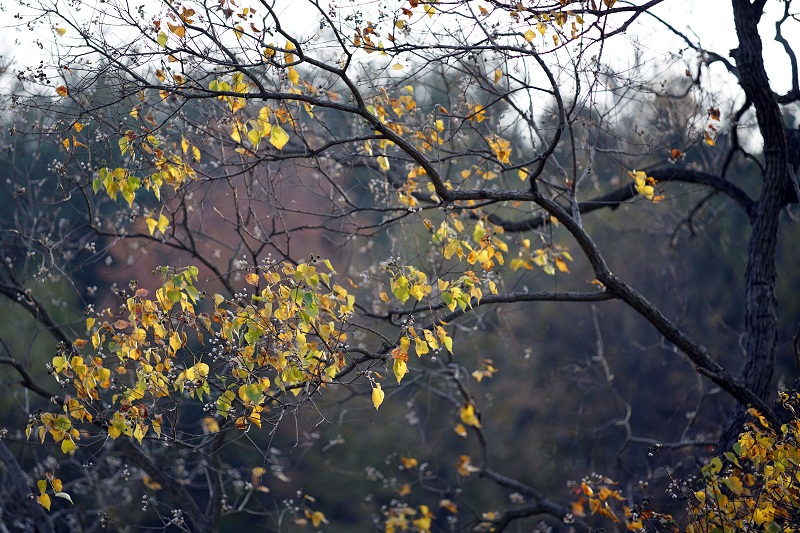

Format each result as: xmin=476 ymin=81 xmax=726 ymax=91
xmin=53 ymin=416 xmax=72 ymax=432
xmin=392 ymin=275 xmax=410 ymax=303
xmin=244 ymin=384 xmax=262 ymax=404
xmin=724 ymin=451 xmax=740 ymax=467
xmin=157 ymin=31 xmax=167 ymax=47
xmin=185 ymin=284 xmax=200 ymax=303
xmin=216 ymin=390 xmax=235 ymax=416
xmin=167 ymin=288 xmax=182 ymax=303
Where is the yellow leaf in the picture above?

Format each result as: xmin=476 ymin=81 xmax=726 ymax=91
xmin=169 ymin=332 xmax=182 ymax=354
xmin=56 ymin=85 xmax=68 ymax=97
xmin=56 ymin=27 xmax=66 ymax=36
xmin=460 ymin=404 xmax=481 ymax=428
xmin=628 ymin=170 xmax=658 ymax=201
xmin=62 ymin=138 xmax=70 ymax=149
xmin=61 ymin=438 xmax=77 ymax=454
xmin=372 ymin=383 xmax=385 ymax=410
xmin=310 ymin=511 xmax=327 ymax=527
xmin=157 ymin=31 xmax=167 ymax=47
xmin=494 ymin=69 xmax=502 ymax=84
xmin=247 ymin=128 xmax=261 ymax=148
xmin=38 ymin=493 xmax=51 ymax=511
xmin=231 ymin=122 xmax=244 ymax=143
xmin=392 ymin=63 xmax=404 ymax=70
xmin=722 ymin=475 xmax=744 ymax=495
xmin=133 ymin=424 xmax=145 ymax=444
xmin=287 ymin=67 xmax=300 ymax=85
xmin=270 ymin=124 xmax=289 ymax=150
xmin=157 ymin=214 xmax=169 ymax=234
xmin=393 ymin=359 xmax=408 ymax=383
xmin=524 ymin=29 xmax=535 ymax=42
xmin=537 ymin=21 xmax=547 ymax=35
xmin=415 ymin=336 xmax=429 ymax=356
xmin=439 ymin=499 xmax=458 ymax=514
xmin=454 ymin=423 xmax=468 ymax=437
xmin=201 ymin=417 xmax=220 ymax=433
xmin=377 ymin=155 xmax=390 ymax=171
xmin=51 ymin=479 xmax=63 ymax=492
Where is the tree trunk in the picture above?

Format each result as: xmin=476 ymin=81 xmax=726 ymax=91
xmin=720 ymin=0 xmax=787 ymax=451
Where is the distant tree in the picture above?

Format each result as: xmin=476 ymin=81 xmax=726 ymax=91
xmin=1 ymin=0 xmax=799 ymax=530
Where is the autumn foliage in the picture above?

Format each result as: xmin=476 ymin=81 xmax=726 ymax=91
xmin=1 ymin=0 xmax=799 ymax=530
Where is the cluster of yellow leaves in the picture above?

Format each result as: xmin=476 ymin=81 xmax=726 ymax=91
xmin=487 ymin=136 xmax=512 ymax=164
xmin=32 ymin=260 xmax=358 ymax=464
xmin=226 ymin=101 xmax=293 ymax=152
xmin=510 ymin=239 xmax=573 ymax=275
xmin=384 ymin=504 xmax=435 ymax=533
xmin=88 ymin=129 xmax=199 ymax=205
xmin=209 ymin=72 xmax=251 ymax=114
xmin=431 ymin=217 xmax=508 ymax=275
xmin=629 ymin=170 xmax=664 ymax=203
xmin=570 ymin=478 xmax=627 ymax=526
xmin=387 ymin=265 xmax=431 ymax=304
xmin=26 ymin=410 xmax=81 ymax=454
xmin=36 ymin=475 xmax=73 ymax=511
xmin=471 ymin=358 xmax=498 ymax=382
xmin=583 ymin=393 xmax=800 ymax=532
xmin=59 ymin=122 xmax=88 ymax=152
xmin=385 ymin=325 xmax=454 ymax=385
xmin=92 ymin=167 xmax=139 ymax=207
xmin=686 ymin=396 xmax=800 ymax=533
xmin=466 ymin=103 xmax=486 ymax=123
xmin=208 ymin=70 xmax=299 ymax=153
xmin=145 ymin=211 xmax=170 ymax=237
xmin=519 ymin=9 xmax=585 ymax=46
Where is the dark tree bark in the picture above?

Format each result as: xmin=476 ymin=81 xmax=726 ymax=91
xmin=719 ymin=0 xmax=789 ymax=451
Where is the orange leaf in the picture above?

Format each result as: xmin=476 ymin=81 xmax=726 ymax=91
xmin=167 ymin=22 xmax=185 ymax=38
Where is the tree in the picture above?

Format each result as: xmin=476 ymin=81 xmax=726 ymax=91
xmin=0 ymin=0 xmax=799 ymax=530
